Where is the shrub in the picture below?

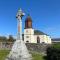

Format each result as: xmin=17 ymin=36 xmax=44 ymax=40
xmin=46 ymin=47 xmax=60 ymax=60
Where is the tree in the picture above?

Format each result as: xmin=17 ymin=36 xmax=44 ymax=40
xmin=7 ymin=35 xmax=15 ymax=42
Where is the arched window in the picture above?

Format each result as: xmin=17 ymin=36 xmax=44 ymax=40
xmin=26 ymin=41 xmax=29 ymax=43
xmin=37 ymin=36 xmax=40 ymax=43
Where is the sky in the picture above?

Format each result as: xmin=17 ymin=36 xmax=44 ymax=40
xmin=0 ymin=0 xmax=60 ymax=38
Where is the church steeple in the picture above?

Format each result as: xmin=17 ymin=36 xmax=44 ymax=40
xmin=25 ymin=15 xmax=32 ymax=29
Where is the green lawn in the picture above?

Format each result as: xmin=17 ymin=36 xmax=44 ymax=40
xmin=0 ymin=50 xmax=10 ymax=60
xmin=52 ymin=43 xmax=60 ymax=48
xmin=0 ymin=50 xmax=44 ymax=60
xmin=32 ymin=52 xmax=44 ymax=60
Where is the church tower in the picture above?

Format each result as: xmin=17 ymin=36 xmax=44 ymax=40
xmin=24 ymin=15 xmax=35 ymax=43
xmin=25 ymin=15 xmax=32 ymax=29
xmin=24 ymin=15 xmax=51 ymax=44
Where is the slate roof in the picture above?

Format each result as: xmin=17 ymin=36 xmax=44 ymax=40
xmin=34 ymin=30 xmax=47 ymax=35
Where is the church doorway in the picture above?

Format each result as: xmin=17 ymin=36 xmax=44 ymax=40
xmin=37 ymin=36 xmax=40 ymax=43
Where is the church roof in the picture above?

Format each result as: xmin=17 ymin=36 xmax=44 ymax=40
xmin=25 ymin=15 xmax=32 ymax=22
xmin=25 ymin=15 xmax=32 ymax=29
xmin=34 ymin=30 xmax=47 ymax=35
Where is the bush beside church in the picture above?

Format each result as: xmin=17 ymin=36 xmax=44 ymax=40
xmin=46 ymin=44 xmax=60 ymax=60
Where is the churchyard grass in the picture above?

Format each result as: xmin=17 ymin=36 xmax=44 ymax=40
xmin=0 ymin=50 xmax=44 ymax=60
xmin=32 ymin=52 xmax=44 ymax=60
xmin=0 ymin=50 xmax=10 ymax=60
xmin=52 ymin=43 xmax=60 ymax=48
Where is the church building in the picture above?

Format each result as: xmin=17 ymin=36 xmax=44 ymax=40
xmin=24 ymin=15 xmax=51 ymax=44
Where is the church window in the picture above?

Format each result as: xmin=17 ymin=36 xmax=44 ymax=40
xmin=26 ymin=41 xmax=29 ymax=43
xmin=26 ymin=36 xmax=29 ymax=38
xmin=42 ymin=42 xmax=45 ymax=44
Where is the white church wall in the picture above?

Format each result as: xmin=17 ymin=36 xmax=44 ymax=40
xmin=34 ymin=35 xmax=46 ymax=43
xmin=24 ymin=28 xmax=52 ymax=44
xmin=43 ymin=35 xmax=48 ymax=44
xmin=24 ymin=28 xmax=34 ymax=35
xmin=47 ymin=36 xmax=52 ymax=44
xmin=24 ymin=28 xmax=35 ymax=43
xmin=34 ymin=35 xmax=51 ymax=44
xmin=30 ymin=35 xmax=35 ymax=43
xmin=40 ymin=35 xmax=52 ymax=44
xmin=24 ymin=34 xmax=35 ymax=43
xmin=24 ymin=35 xmax=31 ymax=43
xmin=39 ymin=35 xmax=45 ymax=43
xmin=34 ymin=35 xmax=38 ymax=43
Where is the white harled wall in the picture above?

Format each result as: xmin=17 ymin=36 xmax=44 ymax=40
xmin=24 ymin=28 xmax=34 ymax=43
xmin=24 ymin=28 xmax=52 ymax=44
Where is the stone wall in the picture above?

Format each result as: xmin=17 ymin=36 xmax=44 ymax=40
xmin=0 ymin=42 xmax=51 ymax=54
xmin=0 ymin=42 xmax=13 ymax=50
xmin=26 ymin=43 xmax=51 ymax=53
